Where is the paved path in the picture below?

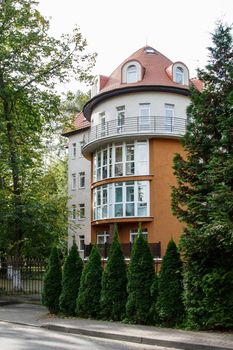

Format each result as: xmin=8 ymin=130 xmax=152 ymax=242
xmin=0 ymin=302 xmax=233 ymax=350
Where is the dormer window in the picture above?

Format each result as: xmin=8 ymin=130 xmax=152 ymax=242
xmin=122 ymin=61 xmax=142 ymax=84
xmin=126 ymin=65 xmax=137 ymax=83
xmin=175 ymin=67 xmax=184 ymax=84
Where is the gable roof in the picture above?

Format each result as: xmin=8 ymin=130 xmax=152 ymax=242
xmin=62 ymin=112 xmax=90 ymax=137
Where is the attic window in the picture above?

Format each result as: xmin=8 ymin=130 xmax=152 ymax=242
xmin=175 ymin=67 xmax=184 ymax=84
xmin=144 ymin=47 xmax=156 ymax=54
xmin=126 ymin=65 xmax=137 ymax=83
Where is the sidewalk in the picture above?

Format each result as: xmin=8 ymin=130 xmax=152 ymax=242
xmin=0 ymin=301 xmax=233 ymax=350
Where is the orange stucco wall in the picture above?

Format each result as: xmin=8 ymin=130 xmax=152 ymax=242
xmin=149 ymin=138 xmax=185 ymax=256
xmin=90 ymin=137 xmax=185 ymax=258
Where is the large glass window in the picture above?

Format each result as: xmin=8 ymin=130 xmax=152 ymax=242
xmin=116 ymin=106 xmax=125 ymax=133
xmin=130 ymin=228 xmax=148 ymax=242
xmin=93 ymin=141 xmax=149 ymax=181
xmin=139 ymin=103 xmax=150 ymax=131
xmin=175 ymin=67 xmax=184 ymax=84
xmin=165 ymin=104 xmax=174 ymax=131
xmin=93 ymin=181 xmax=149 ymax=220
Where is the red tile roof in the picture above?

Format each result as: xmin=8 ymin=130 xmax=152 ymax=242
xmin=62 ymin=112 xmax=90 ymax=136
xmin=191 ymin=78 xmax=203 ymax=92
xmin=99 ymin=46 xmax=190 ymax=93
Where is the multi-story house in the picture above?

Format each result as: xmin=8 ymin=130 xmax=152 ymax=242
xmin=64 ymin=46 xmax=199 ymax=261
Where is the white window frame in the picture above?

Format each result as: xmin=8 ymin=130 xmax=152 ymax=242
xmin=99 ymin=112 xmax=106 ymax=137
xmin=175 ymin=67 xmax=184 ymax=84
xmin=79 ymin=235 xmax=85 ymax=251
xmin=78 ymin=203 xmax=85 ymax=220
xmin=93 ymin=181 xmax=150 ymax=220
xmin=139 ymin=103 xmax=151 ymax=131
xmin=71 ymin=173 xmax=76 ymax=190
xmin=79 ymin=141 xmax=84 ymax=157
xmin=79 ymin=171 xmax=85 ymax=189
xmin=130 ymin=228 xmax=148 ymax=243
xmin=72 ymin=142 xmax=77 ymax=159
xmin=126 ymin=64 xmax=137 ymax=83
xmin=71 ymin=205 xmax=76 ymax=221
xmin=165 ymin=104 xmax=175 ymax=132
xmin=97 ymin=231 xmax=109 ymax=244
xmin=116 ymin=106 xmax=125 ymax=133
xmin=93 ymin=141 xmax=149 ymax=181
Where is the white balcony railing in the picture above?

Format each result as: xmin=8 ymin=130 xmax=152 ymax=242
xmin=83 ymin=116 xmax=186 ymax=152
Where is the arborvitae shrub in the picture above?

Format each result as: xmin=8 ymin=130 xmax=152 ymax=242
xmin=126 ymin=226 xmax=155 ymax=324
xmin=59 ymin=240 xmax=83 ymax=316
xmin=100 ymin=224 xmax=127 ymax=321
xmin=42 ymin=246 xmax=62 ymax=314
xmin=149 ymin=273 xmax=159 ymax=325
xmin=76 ymin=245 xmax=103 ymax=318
xmin=156 ymin=239 xmax=184 ymax=326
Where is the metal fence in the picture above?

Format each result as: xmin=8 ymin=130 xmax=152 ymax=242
xmin=0 ymin=257 xmax=47 ymax=295
xmin=84 ymin=242 xmax=161 ymax=259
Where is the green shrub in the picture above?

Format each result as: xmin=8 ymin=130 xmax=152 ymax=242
xmin=156 ymin=239 xmax=184 ymax=326
xmin=59 ymin=240 xmax=83 ymax=316
xmin=149 ymin=273 xmax=159 ymax=325
xmin=126 ymin=225 xmax=155 ymax=324
xmin=42 ymin=246 xmax=62 ymax=314
xmin=76 ymin=245 xmax=103 ymax=318
xmin=100 ymin=224 xmax=127 ymax=321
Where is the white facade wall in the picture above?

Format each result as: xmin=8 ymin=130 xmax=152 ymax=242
xmin=67 ymin=130 xmax=91 ymax=257
xmin=91 ymin=92 xmax=190 ymax=125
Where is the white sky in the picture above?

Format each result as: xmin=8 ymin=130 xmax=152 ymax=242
xmin=38 ymin=0 xmax=233 ymax=94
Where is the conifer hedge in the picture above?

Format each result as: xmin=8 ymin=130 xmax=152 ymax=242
xmin=59 ymin=240 xmax=83 ymax=316
xmin=100 ymin=224 xmax=128 ymax=321
xmin=156 ymin=240 xmax=184 ymax=326
xmin=42 ymin=246 xmax=62 ymax=314
xmin=126 ymin=225 xmax=155 ymax=324
xmin=76 ymin=245 xmax=103 ymax=318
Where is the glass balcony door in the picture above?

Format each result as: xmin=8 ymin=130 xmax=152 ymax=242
xmin=139 ymin=103 xmax=150 ymax=131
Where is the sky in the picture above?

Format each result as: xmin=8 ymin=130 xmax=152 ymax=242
xmin=38 ymin=0 xmax=233 ymax=94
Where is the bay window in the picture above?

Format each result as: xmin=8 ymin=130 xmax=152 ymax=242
xmin=93 ymin=181 xmax=149 ymax=220
xmin=93 ymin=141 xmax=149 ymax=181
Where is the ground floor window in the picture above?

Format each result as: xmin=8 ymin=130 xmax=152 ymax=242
xmin=97 ymin=231 xmax=109 ymax=244
xmin=79 ymin=235 xmax=85 ymax=251
xmin=130 ymin=228 xmax=148 ymax=242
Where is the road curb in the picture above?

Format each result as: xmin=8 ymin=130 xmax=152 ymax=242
xmin=41 ymin=323 xmax=232 ymax=350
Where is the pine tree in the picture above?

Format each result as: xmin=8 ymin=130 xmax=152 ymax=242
xmin=156 ymin=240 xmax=184 ymax=326
xmin=59 ymin=240 xmax=83 ymax=316
xmin=126 ymin=225 xmax=155 ymax=324
xmin=100 ymin=224 xmax=127 ymax=321
xmin=172 ymin=23 xmax=233 ymax=329
xmin=76 ymin=245 xmax=103 ymax=319
xmin=42 ymin=246 xmax=62 ymax=314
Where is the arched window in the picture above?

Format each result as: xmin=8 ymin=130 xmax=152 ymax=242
xmin=175 ymin=67 xmax=184 ymax=84
xmin=126 ymin=65 xmax=137 ymax=83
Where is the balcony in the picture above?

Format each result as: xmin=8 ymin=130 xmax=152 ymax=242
xmin=82 ymin=116 xmax=186 ymax=156
xmin=84 ymin=242 xmax=161 ymax=259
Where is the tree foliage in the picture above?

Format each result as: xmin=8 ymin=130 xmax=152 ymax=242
xmin=126 ymin=225 xmax=155 ymax=324
xmin=42 ymin=246 xmax=62 ymax=314
xmin=0 ymin=0 xmax=96 ymax=256
xmin=149 ymin=273 xmax=159 ymax=325
xmin=76 ymin=246 xmax=103 ymax=319
xmin=100 ymin=224 xmax=128 ymax=321
xmin=156 ymin=240 xmax=184 ymax=326
xmin=172 ymin=23 xmax=233 ymax=329
xmin=59 ymin=240 xmax=83 ymax=316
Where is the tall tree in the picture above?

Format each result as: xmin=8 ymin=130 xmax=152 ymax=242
xmin=126 ymin=225 xmax=155 ymax=325
xmin=0 ymin=0 xmax=96 ymax=257
xmin=100 ymin=224 xmax=128 ymax=321
xmin=172 ymin=23 xmax=233 ymax=329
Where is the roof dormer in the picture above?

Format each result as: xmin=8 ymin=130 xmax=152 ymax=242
xmin=122 ymin=60 xmax=143 ymax=84
xmin=172 ymin=62 xmax=189 ymax=85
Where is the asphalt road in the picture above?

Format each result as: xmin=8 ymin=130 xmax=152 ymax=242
xmin=0 ymin=321 xmax=178 ymax=350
